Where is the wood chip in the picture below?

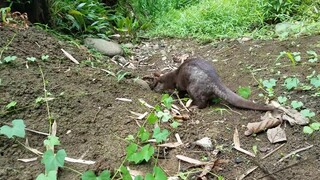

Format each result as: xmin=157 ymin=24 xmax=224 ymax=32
xmin=61 ymin=48 xmax=79 ymax=64
xmin=116 ymin=98 xmax=132 ymax=102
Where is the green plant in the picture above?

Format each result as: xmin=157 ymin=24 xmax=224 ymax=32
xmin=284 ymin=77 xmax=299 ymax=90
xmin=26 ymin=57 xmax=37 ymax=62
xmin=276 ymin=51 xmax=301 ymax=65
xmin=303 ymin=122 xmax=320 ymax=135
xmin=307 ymin=50 xmax=318 ymax=63
xmin=5 ymin=101 xmax=17 ymax=110
xmin=116 ymin=70 xmax=130 ymax=82
xmin=277 ymin=96 xmax=287 ymax=104
xmin=291 ymin=100 xmax=303 ymax=109
xmin=300 ymin=109 xmax=315 ymax=118
xmin=41 ymin=54 xmax=50 ymax=61
xmin=2 ymin=55 xmax=17 ymax=63
xmin=0 ymin=119 xmax=25 ymax=138
xmin=262 ymin=78 xmax=277 ymax=97
xmin=237 ymin=86 xmax=251 ymax=99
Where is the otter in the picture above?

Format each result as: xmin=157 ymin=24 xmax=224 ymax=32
xmin=153 ymin=58 xmax=274 ymax=111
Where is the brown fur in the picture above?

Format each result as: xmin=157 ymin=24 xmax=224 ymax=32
xmin=153 ymin=58 xmax=275 ymax=111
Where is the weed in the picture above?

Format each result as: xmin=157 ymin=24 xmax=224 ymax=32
xmin=116 ymin=70 xmax=130 ymax=82
xmin=2 ymin=55 xmax=17 ymax=63
xmin=237 ymin=86 xmax=251 ymax=99
xmin=262 ymin=78 xmax=277 ymax=97
xmin=307 ymin=50 xmax=318 ymax=63
xmin=252 ymin=145 xmax=258 ymax=155
xmin=276 ymin=51 xmax=301 ymax=65
xmin=301 ymin=109 xmax=316 ymax=118
xmin=5 ymin=101 xmax=17 ymax=110
xmin=277 ymin=96 xmax=287 ymax=104
xmin=0 ymin=119 xmax=25 ymax=138
xmin=284 ymin=77 xmax=299 ymax=90
xmin=26 ymin=57 xmax=37 ymax=62
xmin=41 ymin=54 xmax=50 ymax=61
xmin=303 ymin=122 xmax=320 ymax=135
xmin=291 ymin=100 xmax=303 ymax=109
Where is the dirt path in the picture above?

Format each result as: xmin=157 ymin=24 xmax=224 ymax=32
xmin=0 ymin=27 xmax=319 ymax=179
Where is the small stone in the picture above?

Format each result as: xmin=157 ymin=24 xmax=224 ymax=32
xmin=235 ymin=157 xmax=243 ymax=164
xmin=134 ymin=79 xmax=151 ymax=90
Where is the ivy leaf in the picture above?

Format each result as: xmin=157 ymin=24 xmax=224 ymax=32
xmin=126 ymin=143 xmax=138 ymax=159
xmin=156 ymin=111 xmax=172 ymax=122
xmin=284 ymin=77 xmax=299 ymax=90
xmin=152 ymin=127 xmax=170 ymax=143
xmin=26 ymin=57 xmax=37 ymax=62
xmin=291 ymin=101 xmax=303 ymax=109
xmin=134 ymin=175 xmax=144 ymax=180
xmin=237 ymin=86 xmax=251 ymax=99
xmin=161 ymin=94 xmax=173 ymax=109
xmin=36 ymin=170 xmax=57 ymax=180
xmin=138 ymin=127 xmax=150 ymax=142
xmin=44 ymin=135 xmax=60 ymax=149
xmin=310 ymin=75 xmax=320 ymax=88
xmin=303 ymin=126 xmax=314 ymax=135
xmin=81 ymin=170 xmax=111 ymax=180
xmin=0 ymin=119 xmax=25 ymax=138
xmin=120 ymin=166 xmax=133 ymax=180
xmin=147 ymin=112 xmax=158 ymax=124
xmin=300 ymin=109 xmax=315 ymax=118
xmin=41 ymin=149 xmax=67 ymax=172
xmin=145 ymin=173 xmax=154 ymax=180
xmin=170 ymin=121 xmax=181 ymax=128
xmin=127 ymin=144 xmax=154 ymax=164
xmin=262 ymin=79 xmax=277 ymax=89
xmin=277 ymin=96 xmax=287 ymax=104
xmin=154 ymin=166 xmax=167 ymax=180
xmin=310 ymin=123 xmax=320 ymax=131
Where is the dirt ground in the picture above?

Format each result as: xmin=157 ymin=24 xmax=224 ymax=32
xmin=0 ymin=26 xmax=319 ymax=180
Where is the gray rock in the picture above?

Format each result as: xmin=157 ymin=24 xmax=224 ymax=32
xmin=84 ymin=38 xmax=123 ymax=57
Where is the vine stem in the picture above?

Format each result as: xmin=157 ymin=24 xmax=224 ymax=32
xmin=38 ymin=65 xmax=53 ymax=134
xmin=0 ymin=33 xmax=16 ymax=60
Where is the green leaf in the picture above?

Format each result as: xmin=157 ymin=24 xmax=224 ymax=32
xmin=120 ymin=166 xmax=132 ymax=180
xmin=291 ymin=100 xmax=303 ymax=109
xmin=310 ymin=75 xmax=320 ymax=88
xmin=252 ymin=145 xmax=258 ymax=155
xmin=152 ymin=127 xmax=170 ymax=143
xmin=138 ymin=127 xmax=150 ymax=142
xmin=161 ymin=94 xmax=173 ymax=109
xmin=126 ymin=143 xmax=138 ymax=158
xmin=303 ymin=126 xmax=314 ymax=135
xmin=3 ymin=55 xmax=17 ymax=63
xmin=36 ymin=170 xmax=57 ymax=180
xmin=154 ymin=166 xmax=167 ymax=180
xmin=41 ymin=149 xmax=67 ymax=172
xmin=292 ymin=52 xmax=301 ymax=62
xmin=170 ymin=121 xmax=181 ymax=128
xmin=127 ymin=144 xmax=154 ymax=164
xmin=145 ymin=173 xmax=154 ymax=180
xmin=0 ymin=119 xmax=25 ymax=138
xmin=44 ymin=135 xmax=60 ymax=149
xmin=134 ymin=175 xmax=144 ymax=180
xmin=156 ymin=111 xmax=172 ymax=122
xmin=277 ymin=96 xmax=287 ymax=104
xmin=82 ymin=170 xmax=111 ymax=180
xmin=262 ymin=79 xmax=277 ymax=89
xmin=27 ymin=57 xmax=37 ymax=62
xmin=147 ymin=112 xmax=158 ymax=124
xmin=6 ymin=101 xmax=17 ymax=109
xmin=307 ymin=50 xmax=318 ymax=63
xmin=125 ymin=135 xmax=135 ymax=141
xmin=237 ymin=86 xmax=251 ymax=99
xmin=310 ymin=123 xmax=320 ymax=131
xmin=300 ymin=109 xmax=315 ymax=118
xmin=41 ymin=55 xmax=49 ymax=61
xmin=284 ymin=77 xmax=299 ymax=90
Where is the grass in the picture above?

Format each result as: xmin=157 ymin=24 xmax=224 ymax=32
xmin=141 ymin=0 xmax=320 ymax=40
